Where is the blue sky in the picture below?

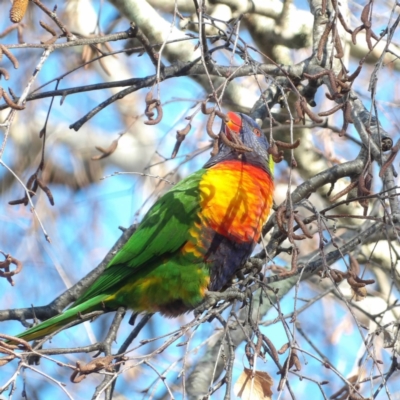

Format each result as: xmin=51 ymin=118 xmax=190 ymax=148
xmin=0 ymin=1 xmax=399 ymax=399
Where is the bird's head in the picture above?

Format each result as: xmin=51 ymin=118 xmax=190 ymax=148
xmin=204 ymin=112 xmax=274 ymax=175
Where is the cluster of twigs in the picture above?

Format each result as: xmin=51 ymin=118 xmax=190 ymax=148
xmin=1 ymin=0 xmax=74 ymax=94
xmin=321 ymin=0 xmax=380 ymax=55
xmin=0 ymin=1 xmax=79 ymax=217
xmin=240 ymin=303 xmax=303 ymax=394
xmin=0 ymin=266 xmax=277 ymax=395
xmin=297 ymin=0 xmax=385 ymax=140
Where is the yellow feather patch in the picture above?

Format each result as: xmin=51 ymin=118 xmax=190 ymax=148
xmin=181 ymin=221 xmax=203 ymax=257
xmin=181 ymin=241 xmax=203 ymax=258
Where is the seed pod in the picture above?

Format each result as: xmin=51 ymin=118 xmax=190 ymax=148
xmin=0 ymin=45 xmax=19 ymax=69
xmin=360 ymin=2 xmax=371 ymax=25
xmin=278 ymin=342 xmax=289 ymax=354
xmin=40 ymin=21 xmax=57 ymax=37
xmin=0 ymin=68 xmax=10 ymax=80
xmin=36 ymin=178 xmax=55 ymax=206
xmin=275 ymin=139 xmax=301 ymax=149
xmin=201 ymin=101 xmax=214 ymax=115
xmin=347 ymin=65 xmax=362 ymax=82
xmin=2 ymin=91 xmax=24 ymax=110
xmin=10 ymin=0 xmax=29 ymax=23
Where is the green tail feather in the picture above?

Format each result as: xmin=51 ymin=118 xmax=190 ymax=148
xmin=15 ymin=294 xmax=109 ymax=342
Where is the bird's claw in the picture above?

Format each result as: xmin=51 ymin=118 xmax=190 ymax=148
xmin=194 ymin=289 xmax=246 ymax=317
xmin=236 ymin=258 xmax=264 ymax=284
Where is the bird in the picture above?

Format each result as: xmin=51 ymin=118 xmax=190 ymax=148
xmin=13 ymin=112 xmax=274 ymax=342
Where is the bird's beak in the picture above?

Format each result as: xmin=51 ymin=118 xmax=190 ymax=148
xmin=225 ymin=112 xmax=242 ymax=138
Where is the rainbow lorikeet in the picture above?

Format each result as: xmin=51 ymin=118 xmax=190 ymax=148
xmin=13 ymin=112 xmax=274 ymax=342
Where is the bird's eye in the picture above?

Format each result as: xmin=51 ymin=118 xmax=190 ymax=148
xmin=253 ymin=128 xmax=262 ymax=137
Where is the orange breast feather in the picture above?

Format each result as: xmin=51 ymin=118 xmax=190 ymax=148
xmin=199 ymin=160 xmax=273 ymax=243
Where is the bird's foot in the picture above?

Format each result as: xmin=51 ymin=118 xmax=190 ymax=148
xmin=194 ymin=288 xmax=245 ymax=317
xmin=236 ymin=258 xmax=265 ymax=284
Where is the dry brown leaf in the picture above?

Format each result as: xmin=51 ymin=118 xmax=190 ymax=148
xmin=234 ymin=368 xmax=273 ymax=400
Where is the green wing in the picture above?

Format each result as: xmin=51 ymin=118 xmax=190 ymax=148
xmin=72 ymin=169 xmax=205 ymax=307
